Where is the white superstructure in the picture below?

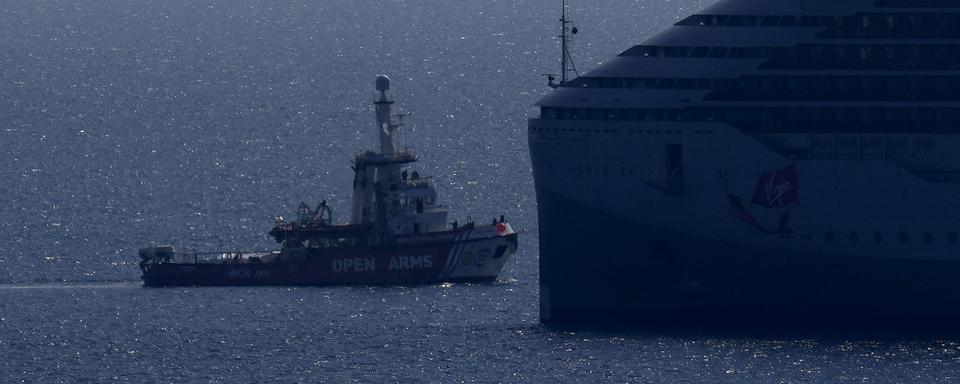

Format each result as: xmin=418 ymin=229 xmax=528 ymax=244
xmin=529 ymin=0 xmax=960 ymax=324
xmin=349 ymin=75 xmax=448 ymax=236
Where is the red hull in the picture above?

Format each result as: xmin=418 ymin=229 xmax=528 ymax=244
xmin=141 ymin=233 xmax=518 ymax=287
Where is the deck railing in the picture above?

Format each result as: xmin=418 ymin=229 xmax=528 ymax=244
xmin=172 ymin=251 xmax=278 ymax=264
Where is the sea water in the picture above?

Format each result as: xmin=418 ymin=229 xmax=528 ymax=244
xmin=3 ymin=0 xmax=960 ymax=382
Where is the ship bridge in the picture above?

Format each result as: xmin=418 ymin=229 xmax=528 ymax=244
xmin=354 ymin=148 xmax=417 ymax=166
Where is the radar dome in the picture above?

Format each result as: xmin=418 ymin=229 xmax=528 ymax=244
xmin=375 ymin=75 xmax=390 ymax=92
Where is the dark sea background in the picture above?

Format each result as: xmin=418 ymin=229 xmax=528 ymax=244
xmin=3 ymin=0 xmax=960 ymax=382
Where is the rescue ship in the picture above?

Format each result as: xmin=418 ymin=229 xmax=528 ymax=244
xmin=139 ymin=76 xmax=518 ymax=287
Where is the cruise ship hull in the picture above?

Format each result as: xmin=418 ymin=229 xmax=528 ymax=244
xmin=537 ymin=187 xmax=960 ymax=325
xmin=529 ymin=0 xmax=960 ymax=327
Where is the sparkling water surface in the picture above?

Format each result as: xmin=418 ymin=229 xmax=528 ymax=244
xmin=3 ymin=0 xmax=960 ymax=382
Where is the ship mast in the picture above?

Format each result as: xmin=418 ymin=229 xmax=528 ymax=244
xmin=547 ymin=0 xmax=578 ymax=89
xmin=374 ymin=76 xmax=398 ymax=155
xmin=351 ymin=76 xmax=405 ymax=226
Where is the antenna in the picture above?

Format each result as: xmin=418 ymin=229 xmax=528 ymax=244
xmin=394 ymin=112 xmax=410 ymax=150
xmin=547 ymin=0 xmax=579 ymax=89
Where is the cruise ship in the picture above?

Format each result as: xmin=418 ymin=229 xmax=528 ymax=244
xmin=529 ymin=0 xmax=960 ymax=325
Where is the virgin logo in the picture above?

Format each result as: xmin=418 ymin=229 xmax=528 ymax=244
xmin=764 ymin=175 xmax=794 ymax=206
xmin=751 ymin=165 xmax=799 ymax=208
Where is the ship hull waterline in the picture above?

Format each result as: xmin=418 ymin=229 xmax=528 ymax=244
xmin=536 ymin=187 xmax=960 ymax=327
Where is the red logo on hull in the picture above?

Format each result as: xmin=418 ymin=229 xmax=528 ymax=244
xmin=751 ymin=165 xmax=800 ymax=208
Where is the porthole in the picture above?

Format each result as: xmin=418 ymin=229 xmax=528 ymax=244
xmin=950 ymin=233 xmax=958 ymax=243
xmin=849 ymin=232 xmax=859 ymax=242
xmin=924 ymin=232 xmax=933 ymax=243
xmin=899 ymin=233 xmax=908 ymax=243
xmin=825 ymin=232 xmax=835 ymax=242
xmin=873 ymin=232 xmax=883 ymax=243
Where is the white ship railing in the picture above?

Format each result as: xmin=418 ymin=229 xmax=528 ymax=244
xmin=175 ymin=251 xmax=279 ymax=264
